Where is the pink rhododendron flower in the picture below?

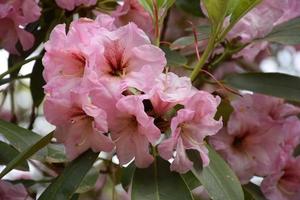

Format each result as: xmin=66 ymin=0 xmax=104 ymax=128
xmin=43 ymin=17 xmax=111 ymax=96
xmin=44 ymin=89 xmax=114 ymax=160
xmin=0 ymin=0 xmax=41 ymax=54
xmin=0 ymin=180 xmax=30 ymax=200
xmin=90 ymin=88 xmax=161 ymax=168
xmin=231 ymin=94 xmax=300 ymax=123
xmin=92 ymin=22 xmax=166 ymax=92
xmin=210 ymin=94 xmax=300 ymax=183
xmin=148 ymin=72 xmax=197 ymax=115
xmin=112 ymin=0 xmax=153 ymax=37
xmin=158 ymin=91 xmax=222 ymax=173
xmin=229 ymin=0 xmax=300 ymax=61
xmin=55 ymin=0 xmax=97 ymax=11
xmin=210 ymin=123 xmax=284 ymax=183
xmin=261 ymin=157 xmax=300 ymax=200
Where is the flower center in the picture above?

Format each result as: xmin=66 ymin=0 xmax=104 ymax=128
xmin=104 ymin=41 xmax=129 ymax=77
xmin=60 ymin=52 xmax=86 ymax=77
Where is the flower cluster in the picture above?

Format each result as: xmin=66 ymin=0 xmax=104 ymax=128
xmin=0 ymin=0 xmax=41 ymax=54
xmin=210 ymin=94 xmax=300 ymax=199
xmin=43 ymin=14 xmax=222 ymax=172
xmin=228 ymin=0 xmax=300 ymax=61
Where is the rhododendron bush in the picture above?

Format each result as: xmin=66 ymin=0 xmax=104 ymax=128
xmin=1 ymin=0 xmax=300 ymax=199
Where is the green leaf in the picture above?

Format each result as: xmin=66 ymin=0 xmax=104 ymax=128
xmin=0 ymin=120 xmax=42 ymax=152
xmin=0 ymin=120 xmax=63 ymax=163
xmin=188 ymin=146 xmax=244 ymax=200
xmin=30 ymin=54 xmax=45 ymax=107
xmin=181 ymin=171 xmax=201 ymax=190
xmin=215 ymin=99 xmax=234 ymax=126
xmin=138 ymin=0 xmax=175 ymax=17
xmin=138 ymin=0 xmax=154 ymax=15
xmin=76 ymin=167 xmax=100 ymax=194
xmin=46 ymin=143 xmax=67 ymax=163
xmin=175 ymin=0 xmax=203 ymax=17
xmin=202 ymin=0 xmax=231 ymax=31
xmin=161 ymin=46 xmax=187 ymax=67
xmin=158 ymin=0 xmax=175 ymax=10
xmin=131 ymin=157 xmax=194 ymax=200
xmin=243 ymin=183 xmax=266 ymax=200
xmin=120 ymin=163 xmax=135 ymax=190
xmin=230 ymin=0 xmax=262 ymax=25
xmin=38 ymin=150 xmax=99 ymax=200
xmin=0 ymin=141 xmax=28 ymax=170
xmin=0 ymin=132 xmax=53 ymax=178
xmin=262 ymin=17 xmax=300 ymax=45
xmin=224 ymin=73 xmax=300 ymax=102
xmin=170 ymin=26 xmax=210 ymax=50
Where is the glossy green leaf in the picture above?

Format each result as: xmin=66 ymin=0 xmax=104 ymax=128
xmin=76 ymin=167 xmax=100 ymax=194
xmin=243 ymin=183 xmax=266 ymax=200
xmin=189 ymin=146 xmax=244 ymax=200
xmin=0 ymin=141 xmax=28 ymax=170
xmin=0 ymin=120 xmax=43 ymax=156
xmin=161 ymin=46 xmax=187 ymax=67
xmin=230 ymin=0 xmax=262 ymax=25
xmin=175 ymin=0 xmax=203 ymax=17
xmin=30 ymin=54 xmax=45 ymax=107
xmin=262 ymin=17 xmax=300 ymax=45
xmin=131 ymin=157 xmax=194 ymax=200
xmin=0 ymin=132 xmax=53 ymax=178
xmin=224 ymin=72 xmax=300 ymax=102
xmin=38 ymin=150 xmax=98 ymax=200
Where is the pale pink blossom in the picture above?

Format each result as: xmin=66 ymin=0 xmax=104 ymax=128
xmin=210 ymin=123 xmax=284 ymax=183
xmin=158 ymin=91 xmax=222 ymax=173
xmin=112 ymin=0 xmax=153 ymax=37
xmin=229 ymin=0 xmax=300 ymax=61
xmin=43 ymin=17 xmax=110 ymax=96
xmin=230 ymin=94 xmax=300 ymax=123
xmin=55 ymin=0 xmax=97 ymax=11
xmin=210 ymin=94 xmax=300 ymax=183
xmin=0 ymin=180 xmax=30 ymax=200
xmin=92 ymin=22 xmax=166 ymax=92
xmin=148 ymin=72 xmax=196 ymax=115
xmin=44 ymin=89 xmax=114 ymax=160
xmin=90 ymin=88 xmax=160 ymax=168
xmin=276 ymin=117 xmax=300 ymax=167
xmin=0 ymin=0 xmax=41 ymax=54
xmin=261 ymin=157 xmax=300 ymax=200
